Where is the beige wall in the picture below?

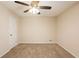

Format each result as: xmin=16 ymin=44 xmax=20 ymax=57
xmin=57 ymin=3 xmax=79 ymax=57
xmin=19 ymin=16 xmax=56 ymax=43
xmin=0 ymin=5 xmax=18 ymax=57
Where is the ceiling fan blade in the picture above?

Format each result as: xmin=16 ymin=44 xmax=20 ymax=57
xmin=15 ymin=1 xmax=29 ymax=6
xmin=24 ymin=9 xmax=29 ymax=13
xmin=37 ymin=12 xmax=40 ymax=14
xmin=39 ymin=6 xmax=52 ymax=9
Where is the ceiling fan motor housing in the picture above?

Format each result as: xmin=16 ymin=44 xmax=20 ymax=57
xmin=31 ymin=1 xmax=39 ymax=7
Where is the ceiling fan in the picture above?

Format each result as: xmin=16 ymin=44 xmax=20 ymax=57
xmin=15 ymin=1 xmax=52 ymax=14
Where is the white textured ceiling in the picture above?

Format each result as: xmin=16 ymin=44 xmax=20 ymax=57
xmin=0 ymin=1 xmax=78 ymax=17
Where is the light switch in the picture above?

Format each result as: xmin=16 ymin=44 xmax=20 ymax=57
xmin=10 ymin=34 xmax=12 ymax=36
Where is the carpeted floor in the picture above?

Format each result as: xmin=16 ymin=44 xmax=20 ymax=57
xmin=2 ymin=44 xmax=74 ymax=58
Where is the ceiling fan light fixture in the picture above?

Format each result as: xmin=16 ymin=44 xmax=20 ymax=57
xmin=29 ymin=7 xmax=40 ymax=14
xmin=14 ymin=1 xmax=52 ymax=14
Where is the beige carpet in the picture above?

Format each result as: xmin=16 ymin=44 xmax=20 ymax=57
xmin=2 ymin=44 xmax=74 ymax=58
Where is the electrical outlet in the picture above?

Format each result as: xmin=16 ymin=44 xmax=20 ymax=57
xmin=49 ymin=40 xmax=52 ymax=42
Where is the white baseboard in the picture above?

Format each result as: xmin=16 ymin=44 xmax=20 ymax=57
xmin=0 ymin=43 xmax=18 ymax=57
xmin=19 ymin=42 xmax=56 ymax=44
xmin=57 ymin=42 xmax=78 ymax=58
